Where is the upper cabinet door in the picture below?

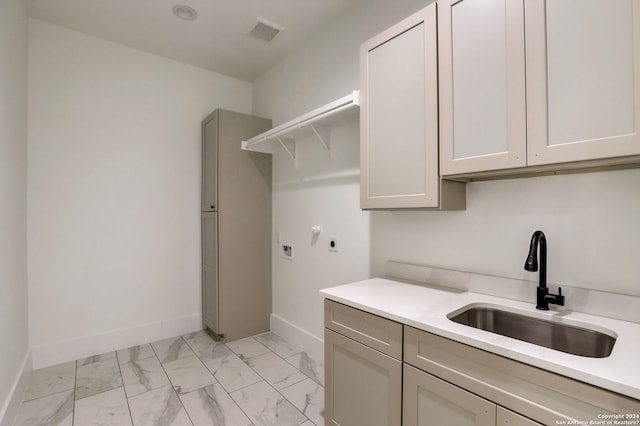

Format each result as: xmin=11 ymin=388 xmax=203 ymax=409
xmin=526 ymin=0 xmax=640 ymax=165
xmin=202 ymin=112 xmax=218 ymax=212
xmin=360 ymin=4 xmax=440 ymax=209
xmin=439 ymin=0 xmax=527 ymax=176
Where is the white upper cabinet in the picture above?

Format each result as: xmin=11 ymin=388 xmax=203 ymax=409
xmin=360 ymin=5 xmax=438 ymax=208
xmin=360 ymin=3 xmax=465 ymax=209
xmin=526 ymin=0 xmax=640 ymax=165
xmin=439 ymin=0 xmax=527 ymax=175
xmin=440 ymin=0 xmax=640 ymax=176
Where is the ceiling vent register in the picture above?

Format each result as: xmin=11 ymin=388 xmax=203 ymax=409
xmin=250 ymin=18 xmax=284 ymax=42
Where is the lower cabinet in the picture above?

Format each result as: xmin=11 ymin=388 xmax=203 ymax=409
xmin=404 ymin=325 xmax=640 ymax=424
xmin=403 ymin=363 xmax=541 ymax=426
xmin=324 ymin=329 xmax=402 ymax=426
xmin=324 ymin=300 xmax=640 ymax=426
xmin=403 ymin=363 xmax=496 ymax=426
xmin=324 ymin=299 xmax=402 ymax=426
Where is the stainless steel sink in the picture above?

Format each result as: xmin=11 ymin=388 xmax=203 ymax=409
xmin=448 ymin=306 xmax=616 ymax=358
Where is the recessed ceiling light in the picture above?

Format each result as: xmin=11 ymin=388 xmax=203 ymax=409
xmin=172 ymin=5 xmax=198 ymax=21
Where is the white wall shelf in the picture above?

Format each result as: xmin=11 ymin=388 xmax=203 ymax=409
xmin=241 ymin=90 xmax=360 ymax=163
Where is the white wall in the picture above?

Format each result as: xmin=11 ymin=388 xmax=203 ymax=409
xmin=269 ymin=120 xmax=370 ymax=359
xmin=27 ymin=19 xmax=253 ymax=368
xmin=371 ymin=169 xmax=640 ymax=296
xmin=253 ymin=0 xmax=640 ymax=356
xmin=253 ymin=0 xmax=433 ymax=125
xmin=252 ymin=0 xmax=434 ymax=358
xmin=0 ymin=0 xmax=30 ymax=423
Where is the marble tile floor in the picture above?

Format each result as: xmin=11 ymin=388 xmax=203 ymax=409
xmin=14 ymin=331 xmax=325 ymax=426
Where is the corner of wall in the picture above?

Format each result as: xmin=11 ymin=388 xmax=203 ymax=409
xmin=0 ymin=350 xmax=32 ymax=426
xmin=270 ymin=313 xmax=324 ymax=363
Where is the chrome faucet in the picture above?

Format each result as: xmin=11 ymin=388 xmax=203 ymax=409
xmin=524 ymin=230 xmax=565 ymax=310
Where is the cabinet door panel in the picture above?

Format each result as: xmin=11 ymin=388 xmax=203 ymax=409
xmin=526 ymin=0 xmax=640 ymax=165
xmin=325 ymin=329 xmax=402 ymax=426
xmin=202 ymin=212 xmax=218 ymax=332
xmin=368 ymin=23 xmax=426 ymax=197
xmin=403 ymin=364 xmax=496 ymax=426
xmin=439 ymin=0 xmax=527 ymax=175
xmin=202 ymin=113 xmax=218 ymax=211
xmin=360 ymin=4 xmax=440 ymax=208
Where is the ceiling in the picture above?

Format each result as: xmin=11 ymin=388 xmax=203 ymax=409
xmin=27 ymin=0 xmax=359 ymax=81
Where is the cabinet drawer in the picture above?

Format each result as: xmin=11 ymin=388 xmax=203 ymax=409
xmin=324 ymin=299 xmax=402 ymax=359
xmin=404 ymin=326 xmax=640 ymax=424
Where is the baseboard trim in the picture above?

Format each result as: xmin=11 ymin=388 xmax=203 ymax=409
xmin=31 ymin=313 xmax=202 ymax=369
xmin=270 ymin=313 xmax=324 ymax=363
xmin=0 ymin=349 xmax=32 ymax=426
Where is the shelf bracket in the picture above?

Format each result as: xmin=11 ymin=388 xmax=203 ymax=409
xmin=276 ymin=137 xmax=296 ymax=163
xmin=310 ymin=123 xmax=331 ymax=153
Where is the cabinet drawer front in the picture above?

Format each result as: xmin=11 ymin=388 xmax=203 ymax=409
xmin=325 ymin=299 xmax=402 ymax=359
xmin=325 ymin=329 xmax=402 ymax=426
xmin=404 ymin=326 xmax=640 ymax=424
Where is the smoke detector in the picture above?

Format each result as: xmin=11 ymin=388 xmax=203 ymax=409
xmin=250 ymin=18 xmax=284 ymax=42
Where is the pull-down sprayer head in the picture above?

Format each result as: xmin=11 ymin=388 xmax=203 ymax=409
xmin=524 ymin=230 xmax=545 ymax=272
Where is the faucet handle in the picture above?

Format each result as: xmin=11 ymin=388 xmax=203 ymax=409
xmin=557 ymin=287 xmax=565 ymax=306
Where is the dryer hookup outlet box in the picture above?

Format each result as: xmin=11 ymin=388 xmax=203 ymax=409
xmin=281 ymin=244 xmax=294 ymax=259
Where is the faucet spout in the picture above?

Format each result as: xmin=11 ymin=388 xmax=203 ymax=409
xmin=524 ymin=230 xmax=546 ymax=289
xmin=524 ymin=230 xmax=563 ymax=310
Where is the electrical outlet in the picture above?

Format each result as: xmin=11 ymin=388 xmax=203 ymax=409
xmin=328 ymin=237 xmax=338 ymax=252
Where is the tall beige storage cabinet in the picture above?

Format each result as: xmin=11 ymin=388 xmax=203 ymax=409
xmin=201 ymin=109 xmax=272 ymax=341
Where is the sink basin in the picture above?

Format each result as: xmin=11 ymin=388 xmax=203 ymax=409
xmin=448 ymin=306 xmax=616 ymax=358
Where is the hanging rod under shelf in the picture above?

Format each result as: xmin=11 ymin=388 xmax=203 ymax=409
xmin=241 ymin=90 xmax=360 ymax=160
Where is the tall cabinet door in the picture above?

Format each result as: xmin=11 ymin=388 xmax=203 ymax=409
xmin=525 ymin=0 xmax=640 ymax=166
xmin=325 ymin=329 xmax=402 ymax=426
xmin=438 ymin=0 xmax=527 ymax=175
xmin=201 ymin=212 xmax=218 ymax=333
xmin=360 ymin=4 xmax=440 ymax=209
xmin=403 ymin=364 xmax=496 ymax=426
xmin=202 ymin=112 xmax=218 ymax=212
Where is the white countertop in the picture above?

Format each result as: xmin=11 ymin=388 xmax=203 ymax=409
xmin=320 ymin=277 xmax=640 ymax=400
